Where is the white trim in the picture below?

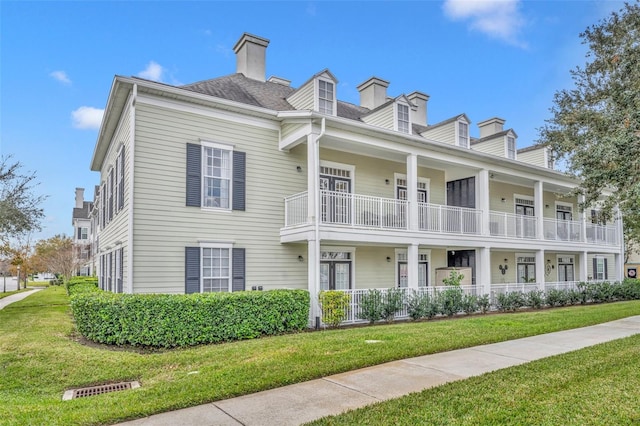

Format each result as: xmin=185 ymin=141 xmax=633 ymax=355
xmin=394 ymin=101 xmax=411 ymax=134
xmin=319 ymin=160 xmax=355 ymax=191
xmin=456 ymin=119 xmax=470 ymax=149
xmin=319 ymin=246 xmax=356 ymax=290
xmin=394 ymin=173 xmax=430 ymax=203
xmin=315 ymin=76 xmax=337 ymax=116
xmin=394 ymin=248 xmax=431 ymax=287
xmin=200 ymin=141 xmax=234 ymax=211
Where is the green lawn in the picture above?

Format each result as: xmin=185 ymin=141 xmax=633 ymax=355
xmin=309 ymin=334 xmax=640 ymax=425
xmin=1 ymin=287 xmax=640 ymax=425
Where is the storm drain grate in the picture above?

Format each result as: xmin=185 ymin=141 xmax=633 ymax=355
xmin=63 ymin=381 xmax=140 ymax=400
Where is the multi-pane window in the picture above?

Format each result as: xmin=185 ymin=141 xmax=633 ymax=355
xmin=116 ymin=147 xmax=124 ymax=211
xmin=318 ymin=80 xmax=334 ymax=114
xmin=397 ymin=103 xmax=410 ymax=133
xmin=77 ymin=227 xmax=88 ymax=240
xmin=507 ymin=136 xmax=516 ymax=159
xmin=203 ymin=147 xmax=231 ymax=208
xmin=595 ymin=257 xmax=606 ymax=280
xmin=458 ymin=122 xmax=469 ymax=148
xmin=202 ymin=247 xmax=230 ymax=292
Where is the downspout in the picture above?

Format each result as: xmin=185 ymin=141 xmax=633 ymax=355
xmin=127 ymin=84 xmax=137 ymax=293
xmin=313 ymin=117 xmax=325 ymax=328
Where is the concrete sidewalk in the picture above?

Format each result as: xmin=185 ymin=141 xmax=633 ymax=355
xmin=119 ymin=315 xmax=640 ymax=426
xmin=0 ymin=288 xmax=42 ymax=310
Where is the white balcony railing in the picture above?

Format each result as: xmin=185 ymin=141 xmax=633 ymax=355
xmin=321 ymin=190 xmax=408 ymax=229
xmin=586 ymin=223 xmax=618 ymax=246
xmin=418 ymin=203 xmax=482 ymax=234
xmin=543 ymin=218 xmax=583 ymax=242
xmin=284 ymin=191 xmax=309 ymax=227
xmin=489 ymin=211 xmax=537 ymax=239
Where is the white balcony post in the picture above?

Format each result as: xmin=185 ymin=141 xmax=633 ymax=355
xmin=478 ymin=246 xmax=492 ymax=295
xmin=306 ymin=134 xmax=318 ymax=225
xmin=536 ymin=249 xmax=545 ymax=289
xmin=477 ymin=169 xmax=490 ymax=236
xmin=615 ymin=252 xmax=623 ymax=282
xmin=407 ymin=154 xmax=418 ymax=231
xmin=307 ymin=239 xmax=320 ymax=326
xmin=579 ymin=251 xmax=589 ymax=281
xmin=579 ymin=194 xmax=587 ymax=242
xmin=407 ymin=243 xmax=419 ymax=289
xmin=534 ymin=181 xmax=544 ymax=240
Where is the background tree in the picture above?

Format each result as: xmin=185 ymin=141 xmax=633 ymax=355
xmin=31 ymin=235 xmax=80 ymax=281
xmin=539 ymin=2 xmax=640 ymax=251
xmin=0 ymin=156 xmax=46 ymax=240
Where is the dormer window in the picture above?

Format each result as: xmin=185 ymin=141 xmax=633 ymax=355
xmin=458 ymin=121 xmax=469 ymax=148
xmin=397 ymin=103 xmax=410 ymax=133
xmin=318 ymin=80 xmax=334 ymax=115
xmin=507 ymin=136 xmax=516 ymax=159
xmin=546 ymin=148 xmax=554 ymax=169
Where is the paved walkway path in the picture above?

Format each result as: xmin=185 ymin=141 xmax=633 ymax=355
xmin=119 ymin=315 xmax=640 ymax=426
xmin=0 ymin=288 xmax=43 ymax=310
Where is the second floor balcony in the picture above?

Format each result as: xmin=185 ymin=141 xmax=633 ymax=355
xmin=284 ymin=190 xmax=619 ymax=246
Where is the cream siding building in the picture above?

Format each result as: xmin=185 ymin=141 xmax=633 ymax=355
xmin=89 ymin=33 xmax=624 ymax=322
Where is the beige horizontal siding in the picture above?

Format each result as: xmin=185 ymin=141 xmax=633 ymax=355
xmin=287 ymin=81 xmax=314 ymax=111
xmin=420 ymin=122 xmax=455 ymax=145
xmin=362 ymin=104 xmax=394 ymax=130
xmin=518 ymin=149 xmax=546 ymax=168
xmin=472 ymin=137 xmax=504 ymax=157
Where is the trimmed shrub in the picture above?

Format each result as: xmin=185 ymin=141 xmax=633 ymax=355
xmin=496 ymin=291 xmax=525 ymax=312
xmin=381 ymin=288 xmax=404 ymax=322
xmin=545 ymin=288 xmax=568 ymax=307
xmin=407 ymin=291 xmax=428 ymax=320
xmin=358 ymin=289 xmax=384 ymax=324
xmin=319 ymin=291 xmax=350 ymax=328
xmin=525 ymin=289 xmax=544 ymax=309
xmin=70 ymin=289 xmax=309 ymax=348
xmin=477 ymin=294 xmax=491 ymax=314
xmin=439 ymin=287 xmax=464 ymax=317
xmin=66 ymin=276 xmax=99 ymax=295
xmin=461 ymin=294 xmax=479 ymax=315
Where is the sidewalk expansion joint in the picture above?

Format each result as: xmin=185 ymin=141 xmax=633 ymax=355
xmin=321 ymin=378 xmax=383 ymax=401
xmin=212 ymin=402 xmax=247 ymax=426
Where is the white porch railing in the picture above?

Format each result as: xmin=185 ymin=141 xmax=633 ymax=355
xmin=284 ymin=191 xmax=309 ymax=227
xmin=418 ymin=203 xmax=482 ymax=234
xmin=328 ymin=286 xmax=478 ymax=324
xmin=543 ymin=218 xmax=583 ymax=242
xmin=489 ymin=211 xmax=537 ymax=239
xmin=586 ymin=223 xmax=618 ymax=246
xmin=321 ymin=190 xmax=408 ymax=229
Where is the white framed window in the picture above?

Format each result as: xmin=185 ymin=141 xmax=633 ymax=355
xmin=201 ymin=243 xmax=232 ymax=292
xmin=507 ymin=136 xmax=516 ymax=159
xmin=77 ymin=227 xmax=88 ymax=240
xmin=320 ymin=246 xmax=355 ymax=291
xmin=395 ymin=248 xmax=430 ymax=288
xmin=318 ymin=79 xmax=334 ymax=115
xmin=396 ymin=103 xmax=410 ymax=134
xmin=107 ymin=168 xmax=114 ymax=223
xmin=202 ymin=142 xmax=233 ymax=209
xmin=516 ymin=253 xmax=536 ymax=283
xmin=545 ymin=148 xmax=554 ymax=169
xmin=457 ymin=121 xmax=469 ymax=148
xmin=394 ymin=173 xmax=429 ymax=203
xmin=594 ymin=256 xmax=607 ymax=280
xmin=116 ymin=145 xmax=124 ymax=212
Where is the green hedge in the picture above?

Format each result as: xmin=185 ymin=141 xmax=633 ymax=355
xmin=66 ymin=276 xmax=99 ymax=295
xmin=70 ymin=290 xmax=310 ymax=347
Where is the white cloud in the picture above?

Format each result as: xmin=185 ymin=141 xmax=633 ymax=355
xmin=443 ymin=0 xmax=526 ymax=47
xmin=50 ymin=70 xmax=71 ymax=84
xmin=71 ymin=106 xmax=104 ymax=130
xmin=137 ymin=61 xmax=165 ymax=82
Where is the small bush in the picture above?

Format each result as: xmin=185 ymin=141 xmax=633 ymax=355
xmin=358 ymin=289 xmax=384 ymax=324
xmin=461 ymin=294 xmax=478 ymax=315
xmin=477 ymin=294 xmax=491 ymax=314
xmin=567 ymin=289 xmax=582 ymax=305
xmin=440 ymin=287 xmax=464 ymax=317
xmin=66 ymin=276 xmax=99 ymax=295
xmin=407 ymin=291 xmax=428 ymax=320
xmin=381 ymin=288 xmax=404 ymax=322
xmin=70 ymin=289 xmax=309 ymax=347
xmin=525 ymin=290 xmax=544 ymax=309
xmin=319 ymin=291 xmax=350 ymax=328
xmin=496 ymin=291 xmax=525 ymax=312
xmin=545 ymin=288 xmax=568 ymax=307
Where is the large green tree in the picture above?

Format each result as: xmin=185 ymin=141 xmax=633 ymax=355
xmin=539 ymin=2 xmax=640 ymax=258
xmin=0 ymin=156 xmax=45 ymax=239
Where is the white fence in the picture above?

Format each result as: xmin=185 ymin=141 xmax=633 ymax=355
xmin=284 ymin=191 xmax=309 ymax=227
xmin=418 ymin=203 xmax=482 ymax=234
xmin=586 ymin=223 xmax=618 ymax=246
xmin=489 ymin=211 xmax=537 ymax=239
xmin=543 ymin=218 xmax=583 ymax=242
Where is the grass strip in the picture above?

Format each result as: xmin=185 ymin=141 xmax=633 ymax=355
xmin=309 ymin=334 xmax=640 ymax=425
xmin=1 ymin=287 xmax=639 ymax=425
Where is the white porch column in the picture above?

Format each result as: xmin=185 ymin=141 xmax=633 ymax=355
xmin=477 ymin=246 xmax=492 ymax=295
xmin=615 ymin=253 xmax=623 ymax=282
xmin=534 ymin=181 xmax=544 ymax=240
xmin=580 ymin=251 xmax=589 ymax=281
xmin=407 ymin=243 xmax=419 ymax=289
xmin=307 ymin=239 xmax=320 ymax=326
xmin=477 ymin=170 xmax=490 ymax=236
xmin=536 ymin=249 xmax=545 ymax=290
xmin=579 ymin=194 xmax=587 ymax=242
xmin=616 ymin=205 xmax=625 ymax=280
xmin=306 ymin=134 xmax=318 ymax=225
xmin=407 ymin=153 xmax=418 ymax=231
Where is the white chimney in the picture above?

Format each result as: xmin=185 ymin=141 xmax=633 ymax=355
xmin=357 ymin=77 xmax=390 ymax=110
xmin=478 ymin=117 xmax=506 ymax=138
xmin=408 ymin=91 xmax=430 ymax=125
xmin=233 ymin=33 xmax=270 ymax=82
xmin=75 ymin=188 xmax=85 ymax=209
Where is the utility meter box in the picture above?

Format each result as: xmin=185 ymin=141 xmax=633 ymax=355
xmin=435 ymin=267 xmax=472 ymax=286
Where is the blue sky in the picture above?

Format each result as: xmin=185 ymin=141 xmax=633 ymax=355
xmin=0 ymin=0 xmax=625 ymax=241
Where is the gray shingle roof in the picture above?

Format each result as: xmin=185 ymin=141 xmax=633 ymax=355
xmin=72 ymin=202 xmax=92 ymax=220
xmin=517 ymin=144 xmax=546 ymax=154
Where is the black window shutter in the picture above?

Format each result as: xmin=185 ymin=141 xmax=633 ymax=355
xmin=117 ymin=248 xmax=123 ymax=293
xmin=604 ymin=258 xmax=608 ymax=280
xmin=118 ymin=148 xmax=125 ymax=211
xmin=77 ymin=227 xmax=81 ymax=239
xmin=185 ymin=247 xmax=200 ymax=294
xmin=232 ymin=151 xmax=246 ymax=211
xmin=186 ymin=144 xmax=202 ymax=207
xmin=593 ymin=258 xmax=598 ymax=279
xmin=232 ymin=248 xmax=245 ymax=291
